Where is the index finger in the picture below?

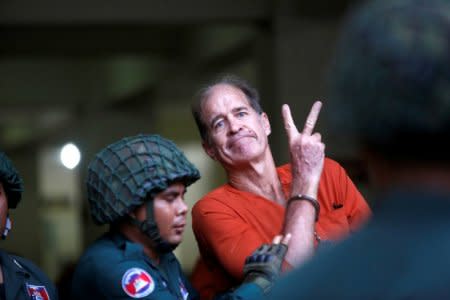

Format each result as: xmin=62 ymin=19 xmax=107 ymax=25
xmin=302 ymin=101 xmax=322 ymax=135
xmin=282 ymin=104 xmax=300 ymax=142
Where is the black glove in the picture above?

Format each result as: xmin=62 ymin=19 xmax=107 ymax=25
xmin=242 ymin=243 xmax=288 ymax=294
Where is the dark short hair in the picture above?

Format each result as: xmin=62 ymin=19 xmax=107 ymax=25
xmin=328 ymin=0 xmax=450 ymax=163
xmin=0 ymin=152 xmax=23 ymax=209
xmin=191 ymin=75 xmax=263 ymax=144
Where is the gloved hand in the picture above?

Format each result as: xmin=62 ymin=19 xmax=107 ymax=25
xmin=243 ymin=240 xmax=288 ymax=294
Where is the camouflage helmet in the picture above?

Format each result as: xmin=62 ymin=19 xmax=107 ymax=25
xmin=0 ymin=152 xmax=24 ymax=209
xmin=87 ymin=134 xmax=200 ymax=225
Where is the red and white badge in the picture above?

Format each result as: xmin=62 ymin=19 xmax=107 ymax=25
xmin=121 ymin=268 xmax=155 ymax=298
xmin=26 ymin=284 xmax=50 ymax=300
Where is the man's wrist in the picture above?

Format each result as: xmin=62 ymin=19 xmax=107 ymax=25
xmin=287 ymin=194 xmax=320 ymax=221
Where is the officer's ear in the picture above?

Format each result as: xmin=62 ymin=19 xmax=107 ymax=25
xmin=130 ymin=202 xmax=148 ymax=221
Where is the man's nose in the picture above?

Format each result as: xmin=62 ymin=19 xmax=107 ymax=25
xmin=228 ymin=117 xmax=242 ymax=134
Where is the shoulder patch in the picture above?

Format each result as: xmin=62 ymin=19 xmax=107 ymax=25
xmin=121 ymin=268 xmax=155 ymax=298
xmin=26 ymin=284 xmax=50 ymax=300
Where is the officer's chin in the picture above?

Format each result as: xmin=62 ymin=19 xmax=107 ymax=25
xmin=168 ymin=237 xmax=183 ymax=250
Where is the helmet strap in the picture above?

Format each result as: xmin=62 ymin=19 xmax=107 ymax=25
xmin=126 ymin=201 xmax=174 ymax=253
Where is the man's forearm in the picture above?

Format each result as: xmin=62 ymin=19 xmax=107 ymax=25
xmin=282 ymin=199 xmax=316 ymax=267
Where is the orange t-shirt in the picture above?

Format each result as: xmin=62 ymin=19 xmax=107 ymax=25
xmin=190 ymin=158 xmax=372 ymax=300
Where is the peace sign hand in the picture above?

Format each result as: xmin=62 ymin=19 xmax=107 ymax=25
xmin=282 ymin=101 xmax=325 ymax=197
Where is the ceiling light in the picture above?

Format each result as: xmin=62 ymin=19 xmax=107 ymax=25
xmin=60 ymin=143 xmax=81 ymax=170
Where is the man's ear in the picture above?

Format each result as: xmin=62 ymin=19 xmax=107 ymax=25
xmin=202 ymin=141 xmax=217 ymax=161
xmin=261 ymin=112 xmax=271 ymax=136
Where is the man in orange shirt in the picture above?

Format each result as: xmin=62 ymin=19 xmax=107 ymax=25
xmin=190 ymin=76 xmax=372 ymax=299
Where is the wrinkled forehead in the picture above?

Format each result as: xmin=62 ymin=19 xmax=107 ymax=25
xmin=201 ymin=84 xmax=251 ymax=118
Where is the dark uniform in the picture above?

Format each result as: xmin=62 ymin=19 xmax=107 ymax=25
xmin=269 ymin=190 xmax=450 ymax=299
xmin=72 ymin=231 xmax=265 ymax=300
xmin=71 ymin=135 xmax=284 ymax=300
xmin=0 ymin=151 xmax=58 ymax=300
xmin=71 ymin=231 xmax=199 ymax=300
xmin=0 ymin=250 xmax=57 ymax=300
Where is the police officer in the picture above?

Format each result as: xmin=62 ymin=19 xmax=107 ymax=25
xmin=71 ymin=134 xmax=288 ymax=300
xmin=0 ymin=152 xmax=58 ymax=300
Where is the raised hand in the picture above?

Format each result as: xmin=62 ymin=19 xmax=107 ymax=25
xmin=282 ymin=101 xmax=325 ymax=197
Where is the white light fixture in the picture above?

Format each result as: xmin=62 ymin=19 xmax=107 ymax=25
xmin=60 ymin=143 xmax=81 ymax=170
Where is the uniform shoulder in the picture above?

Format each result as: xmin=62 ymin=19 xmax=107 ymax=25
xmin=9 ymin=254 xmax=58 ymax=299
xmin=10 ymin=255 xmax=53 ymax=283
xmin=76 ymin=235 xmax=129 ymax=270
xmin=72 ymin=240 xmax=159 ymax=299
xmin=73 ymin=263 xmax=159 ymax=299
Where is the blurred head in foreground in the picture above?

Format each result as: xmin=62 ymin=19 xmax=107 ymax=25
xmin=328 ymin=0 xmax=450 ymax=191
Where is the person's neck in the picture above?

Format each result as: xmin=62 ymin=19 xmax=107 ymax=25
xmin=227 ymin=153 xmax=286 ymax=205
xmin=116 ymin=223 xmax=160 ymax=264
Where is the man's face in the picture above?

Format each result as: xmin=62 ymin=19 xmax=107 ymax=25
xmin=0 ymin=183 xmax=8 ymax=234
xmin=136 ymin=182 xmax=188 ymax=247
xmin=201 ymin=84 xmax=271 ymax=167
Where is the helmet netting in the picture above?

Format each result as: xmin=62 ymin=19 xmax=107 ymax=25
xmin=87 ymin=134 xmax=200 ymax=225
